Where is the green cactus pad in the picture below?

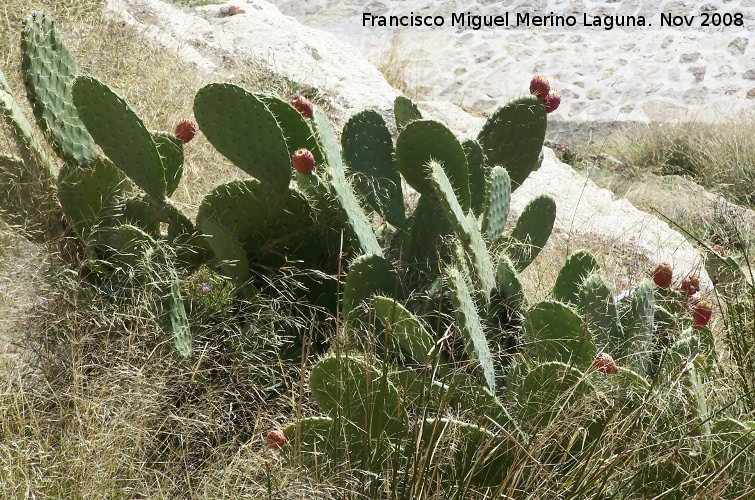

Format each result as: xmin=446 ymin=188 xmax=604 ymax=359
xmin=309 ymin=356 xmax=409 ymax=441
xmin=704 ymin=245 xmax=745 ymax=286
xmin=447 ymin=267 xmax=496 ymax=394
xmin=683 ymin=365 xmax=710 ymax=435
xmin=195 ymin=216 xmax=249 ymax=286
xmin=578 ymin=274 xmax=622 ymax=356
xmin=72 ymin=76 xmax=166 ymax=200
xmin=258 ymin=94 xmax=325 ymax=164
xmin=373 ymin=296 xmax=436 ymax=365
xmin=495 ymin=252 xmax=526 ymax=312
xmin=463 ymin=139 xmax=487 ymax=216
xmin=408 ymin=195 xmax=452 ymax=275
xmin=343 ymin=254 xmax=398 ymax=317
xmin=0 ymin=74 xmax=55 ymax=185
xmin=193 ymin=83 xmax=290 ymax=191
xmin=553 ymin=249 xmax=600 ymax=306
xmin=310 ymin=106 xmax=383 ymax=257
xmin=393 ymin=95 xmax=422 ymax=131
xmin=397 ymin=120 xmax=470 ymax=210
xmin=282 ymin=415 xmax=335 ymax=450
xmin=477 ymin=95 xmax=547 ymax=190
xmin=419 ymin=417 xmax=518 ymax=488
xmin=429 ymin=160 xmax=472 ymax=242
xmin=481 ymin=166 xmax=512 ymax=245
xmin=466 ymin=213 xmax=497 ymax=300
xmin=506 ymin=194 xmax=556 ymax=272
xmin=105 ymin=224 xmax=158 ymax=268
xmin=620 ymin=278 xmax=655 ymax=374
xmin=196 ymin=178 xmax=314 ymax=263
xmin=328 ymin=163 xmax=383 ymax=257
xmin=166 ymin=259 xmax=192 ymax=358
xmin=310 ymin=105 xmax=342 ymax=171
xmin=152 ymin=131 xmax=183 ymax=197
xmin=523 ymin=300 xmax=595 ymax=367
xmin=21 ymin=12 xmax=98 ymax=165
xmin=515 ymin=361 xmax=596 ymax=430
xmin=342 ymin=109 xmax=405 ymax=227
xmin=57 ymin=158 xmax=130 ymax=241
xmin=444 ymin=378 xmax=525 ymax=440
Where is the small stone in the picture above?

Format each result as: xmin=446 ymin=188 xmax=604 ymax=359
xmin=679 ymin=53 xmax=700 ymax=63
xmin=728 ymin=37 xmax=748 ymax=55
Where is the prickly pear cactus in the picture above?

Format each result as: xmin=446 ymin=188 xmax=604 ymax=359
xmin=21 ymin=12 xmax=97 ymax=165
xmin=477 ymin=95 xmax=547 ymax=190
xmin=73 ymin=76 xmax=167 ymax=200
xmin=194 ymin=83 xmax=291 ymax=192
xmin=341 ymin=109 xmax=405 ymax=228
xmin=393 ymin=95 xmax=422 ymax=131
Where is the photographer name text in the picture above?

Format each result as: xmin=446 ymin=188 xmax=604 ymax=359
xmin=362 ymin=11 xmax=745 ymax=30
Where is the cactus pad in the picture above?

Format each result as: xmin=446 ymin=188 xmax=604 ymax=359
xmin=21 ymin=12 xmax=97 ymax=165
xmin=463 ymin=139 xmax=487 ymax=216
xmin=578 ymin=274 xmax=622 ymax=357
xmin=343 ymin=254 xmax=398 ymax=317
xmin=194 ymin=83 xmax=291 ymax=192
xmin=553 ymin=249 xmax=600 ymax=306
xmin=152 ymin=131 xmax=183 ymax=197
xmin=523 ymin=300 xmax=595 ymax=367
xmin=481 ymin=166 xmax=511 ymax=245
xmin=478 ymin=95 xmax=547 ymax=190
xmin=57 ymin=158 xmax=130 ymax=240
xmin=309 ymin=356 xmax=408 ymax=440
xmin=506 ymin=194 xmax=555 ymax=272
xmin=447 ymin=268 xmax=496 ymax=394
xmin=196 ymin=178 xmax=314 ymax=263
xmin=393 ymin=95 xmax=422 ymax=131
xmin=397 ymin=120 xmax=470 ymax=209
xmin=196 ymin=216 xmax=249 ymax=286
xmin=342 ymin=109 xmax=405 ymax=227
xmin=373 ymin=296 xmax=436 ymax=365
xmin=72 ymin=76 xmax=166 ymax=200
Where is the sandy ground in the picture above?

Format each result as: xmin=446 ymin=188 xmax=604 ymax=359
xmin=267 ymin=0 xmax=755 ymax=123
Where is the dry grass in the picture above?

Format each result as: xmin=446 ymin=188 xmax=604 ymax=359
xmin=376 ymin=31 xmax=439 ymax=101
xmin=607 ymin=113 xmax=755 ymax=208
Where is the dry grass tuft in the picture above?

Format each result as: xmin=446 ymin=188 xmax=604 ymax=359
xmin=608 ymin=113 xmax=755 ymax=208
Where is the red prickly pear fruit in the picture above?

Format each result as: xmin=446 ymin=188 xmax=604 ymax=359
xmin=691 ymin=300 xmax=713 ymax=330
xmin=544 ymin=91 xmax=561 ymax=113
xmin=593 ymin=352 xmax=618 ymax=375
xmin=291 ymin=95 xmax=314 ymax=119
xmin=652 ymin=263 xmax=673 ymax=289
xmin=292 ymin=148 xmax=315 ymax=174
xmin=529 ymin=75 xmax=551 ymax=99
xmin=677 ymin=275 xmax=701 ymax=298
xmin=174 ymin=119 xmax=197 ymax=144
xmin=266 ymin=430 xmax=286 ymax=449
xmin=712 ymin=244 xmax=725 ymax=256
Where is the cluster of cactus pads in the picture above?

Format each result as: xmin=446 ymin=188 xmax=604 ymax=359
xmin=2 ymin=13 xmax=753 ymax=495
xmin=278 ymin=252 xmax=752 ymax=493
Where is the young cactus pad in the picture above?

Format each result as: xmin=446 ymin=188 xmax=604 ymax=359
xmin=522 ymin=300 xmax=595 ymax=367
